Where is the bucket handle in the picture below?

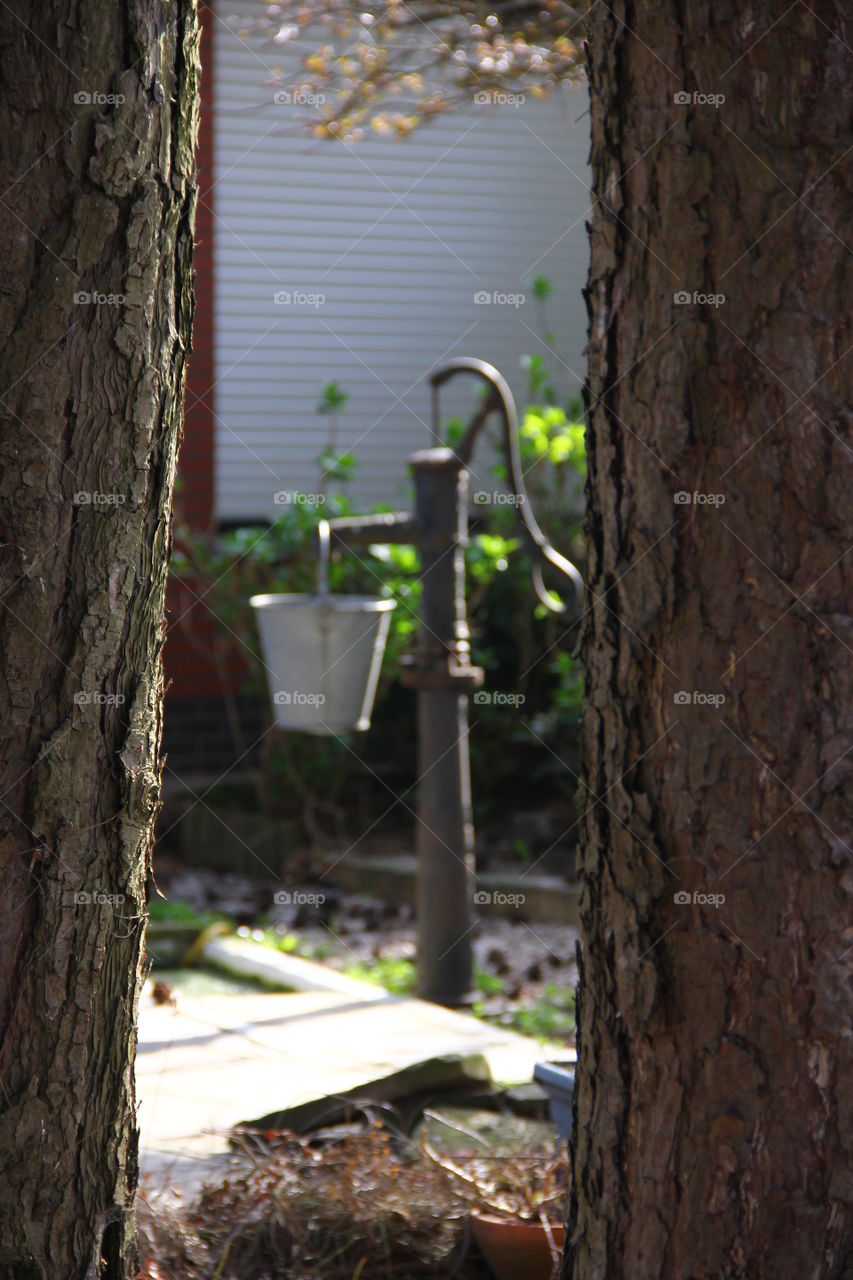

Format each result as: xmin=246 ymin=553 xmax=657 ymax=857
xmin=316 ymin=517 xmax=331 ymax=599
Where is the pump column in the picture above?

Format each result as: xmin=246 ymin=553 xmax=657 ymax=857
xmin=400 ymin=448 xmax=482 ymax=1006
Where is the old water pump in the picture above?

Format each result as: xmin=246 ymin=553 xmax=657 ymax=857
xmin=253 ymin=358 xmax=583 ymax=1004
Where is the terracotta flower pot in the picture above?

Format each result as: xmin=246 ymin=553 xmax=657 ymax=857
xmin=469 ymin=1209 xmax=564 ymax=1280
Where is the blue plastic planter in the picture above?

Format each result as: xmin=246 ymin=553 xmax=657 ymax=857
xmin=534 ymin=1060 xmax=576 ymax=1142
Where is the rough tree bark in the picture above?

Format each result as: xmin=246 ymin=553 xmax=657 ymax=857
xmin=0 ymin=4 xmax=199 ymax=1277
xmin=567 ymin=4 xmax=853 ymax=1278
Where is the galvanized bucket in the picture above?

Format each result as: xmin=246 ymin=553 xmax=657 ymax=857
xmin=250 ymin=521 xmax=395 ymax=734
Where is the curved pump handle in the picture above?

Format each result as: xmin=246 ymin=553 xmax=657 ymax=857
xmin=429 ymin=358 xmax=584 ymax=619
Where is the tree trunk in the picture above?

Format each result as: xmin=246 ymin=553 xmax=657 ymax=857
xmin=0 ymin=4 xmax=199 ymax=1277
xmin=567 ymin=4 xmax=853 ymax=1278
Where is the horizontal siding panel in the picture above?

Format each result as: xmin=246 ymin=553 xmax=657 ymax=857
xmin=212 ymin=2 xmax=590 ymax=521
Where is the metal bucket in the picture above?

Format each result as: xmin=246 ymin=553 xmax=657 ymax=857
xmin=250 ymin=521 xmax=395 ymax=734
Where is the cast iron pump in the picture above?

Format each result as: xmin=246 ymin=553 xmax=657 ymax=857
xmin=323 ymin=357 xmax=584 ymax=1004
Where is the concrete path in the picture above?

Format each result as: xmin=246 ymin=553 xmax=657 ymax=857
xmin=137 ymin=947 xmax=574 ymax=1192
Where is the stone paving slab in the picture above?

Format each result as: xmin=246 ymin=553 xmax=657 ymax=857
xmin=203 ymin=934 xmax=382 ymax=997
xmin=137 ymin=981 xmax=574 ymax=1173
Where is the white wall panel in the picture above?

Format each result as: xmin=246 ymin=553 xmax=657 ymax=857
xmin=212 ymin=6 xmax=592 ymax=519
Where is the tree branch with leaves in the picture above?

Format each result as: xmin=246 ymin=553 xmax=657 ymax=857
xmin=238 ymin=0 xmax=587 ymax=138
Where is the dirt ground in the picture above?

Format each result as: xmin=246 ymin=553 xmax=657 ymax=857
xmin=155 ymin=864 xmax=579 ymax=1043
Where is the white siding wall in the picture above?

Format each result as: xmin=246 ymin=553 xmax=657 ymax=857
xmin=212 ymin=8 xmax=592 ymax=520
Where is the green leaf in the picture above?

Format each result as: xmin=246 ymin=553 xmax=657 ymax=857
xmin=317 ymin=379 xmax=349 ymax=414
